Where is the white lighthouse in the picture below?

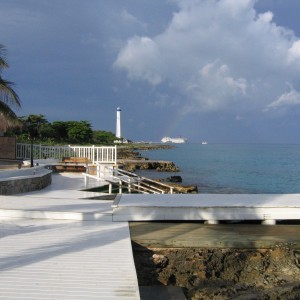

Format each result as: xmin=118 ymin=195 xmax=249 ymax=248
xmin=116 ymin=107 xmax=122 ymax=139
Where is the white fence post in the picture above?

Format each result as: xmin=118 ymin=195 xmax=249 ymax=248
xmin=92 ymin=145 xmax=95 ymax=164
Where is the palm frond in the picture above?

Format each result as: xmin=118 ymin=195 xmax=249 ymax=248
xmin=0 ymin=44 xmax=9 ymax=71
xmin=0 ymin=44 xmax=22 ymax=132
xmin=0 ymin=78 xmax=21 ymax=107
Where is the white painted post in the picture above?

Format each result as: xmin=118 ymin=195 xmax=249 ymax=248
xmin=137 ymin=178 xmax=140 ymax=192
xmin=204 ymin=220 xmax=219 ymax=225
xmin=98 ymin=165 xmax=102 ymax=179
xmin=84 ymin=174 xmax=88 ymax=187
xmin=128 ymin=178 xmax=131 ymax=193
xmin=92 ymin=145 xmax=95 ymax=164
xmin=118 ymin=179 xmax=121 ymax=193
xmin=262 ymin=219 xmax=276 ymax=225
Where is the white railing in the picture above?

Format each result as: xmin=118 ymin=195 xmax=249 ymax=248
xmin=16 ymin=144 xmax=117 ymax=164
xmin=83 ymin=164 xmax=175 ymax=194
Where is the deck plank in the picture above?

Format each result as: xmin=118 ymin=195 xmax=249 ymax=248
xmin=0 ymin=173 xmax=139 ymax=300
xmin=0 ymin=219 xmax=140 ymax=300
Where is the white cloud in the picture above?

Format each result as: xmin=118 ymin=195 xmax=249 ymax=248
xmin=258 ymin=11 xmax=273 ymax=23
xmin=114 ymin=36 xmax=163 ymax=85
xmin=182 ymin=61 xmax=248 ymax=111
xmin=288 ymin=40 xmax=300 ymax=63
xmin=114 ymin=0 xmax=300 ymax=116
xmin=265 ymin=85 xmax=300 ymax=111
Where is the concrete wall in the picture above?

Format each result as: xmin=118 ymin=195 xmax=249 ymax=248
xmin=0 ymin=137 xmax=16 ymax=159
xmin=0 ymin=169 xmax=52 ymax=195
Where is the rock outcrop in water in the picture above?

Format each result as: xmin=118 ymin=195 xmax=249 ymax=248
xmin=117 ymin=145 xmax=198 ymax=194
xmin=118 ymin=160 xmax=180 ymax=173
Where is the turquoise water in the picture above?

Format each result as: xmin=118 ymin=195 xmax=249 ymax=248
xmin=139 ymin=144 xmax=300 ymax=194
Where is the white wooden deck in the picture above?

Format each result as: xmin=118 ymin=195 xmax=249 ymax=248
xmin=112 ymin=193 xmax=300 ymax=224
xmin=2 ymin=170 xmax=300 ymax=299
xmin=0 ymin=173 xmax=140 ymax=300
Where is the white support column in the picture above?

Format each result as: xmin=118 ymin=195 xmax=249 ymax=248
xmin=119 ymin=180 xmax=122 ymax=194
xmin=204 ymin=220 xmax=220 ymax=225
xmin=262 ymin=219 xmax=276 ymax=225
xmin=84 ymin=175 xmax=89 ymax=187
xmin=92 ymin=145 xmax=95 ymax=164
xmin=128 ymin=178 xmax=132 ymax=193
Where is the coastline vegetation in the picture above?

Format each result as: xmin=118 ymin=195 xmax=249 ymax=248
xmin=7 ymin=113 xmax=174 ymax=150
xmin=7 ymin=114 xmax=118 ymax=145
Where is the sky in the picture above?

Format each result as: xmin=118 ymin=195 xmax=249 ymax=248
xmin=1 ymin=0 xmax=300 ymax=143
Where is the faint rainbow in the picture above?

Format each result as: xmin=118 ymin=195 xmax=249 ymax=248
xmin=162 ymin=109 xmax=187 ymax=138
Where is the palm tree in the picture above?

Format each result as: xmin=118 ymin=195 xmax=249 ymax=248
xmin=0 ymin=44 xmax=21 ymax=132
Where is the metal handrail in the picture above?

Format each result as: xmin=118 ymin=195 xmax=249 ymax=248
xmin=106 ymin=178 xmax=161 ymax=194
xmin=109 ymin=174 xmax=165 ymax=194
xmin=106 ymin=167 xmax=174 ymax=194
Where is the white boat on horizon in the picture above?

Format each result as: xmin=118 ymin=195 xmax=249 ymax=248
xmin=161 ymin=136 xmax=187 ymax=144
xmin=202 ymin=141 xmax=208 ymax=145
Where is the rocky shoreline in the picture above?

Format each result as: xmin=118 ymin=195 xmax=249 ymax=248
xmin=133 ymin=244 xmax=300 ymax=300
xmin=125 ymin=145 xmax=300 ymax=299
xmin=117 ymin=145 xmax=198 ymax=193
xmin=117 ymin=159 xmax=180 ymax=173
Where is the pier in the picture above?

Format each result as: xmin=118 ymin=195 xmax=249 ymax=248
xmin=0 ymin=170 xmax=300 ymax=299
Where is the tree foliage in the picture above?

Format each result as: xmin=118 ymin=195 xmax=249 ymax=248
xmin=9 ymin=114 xmax=116 ymax=145
xmin=65 ymin=121 xmax=93 ymax=144
xmin=21 ymin=114 xmax=48 ymax=140
xmin=93 ymin=130 xmax=116 ymax=144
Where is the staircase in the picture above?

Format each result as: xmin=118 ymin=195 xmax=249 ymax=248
xmin=83 ymin=164 xmax=175 ymax=194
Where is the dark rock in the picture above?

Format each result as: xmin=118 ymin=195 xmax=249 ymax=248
xmin=152 ymin=254 xmax=169 ymax=268
xmin=156 ymin=162 xmax=180 ymax=172
xmin=169 ymin=183 xmax=198 ymax=194
xmin=132 ymin=245 xmax=300 ymax=300
xmin=119 ymin=160 xmax=180 ymax=173
xmin=166 ymin=176 xmax=182 ymax=183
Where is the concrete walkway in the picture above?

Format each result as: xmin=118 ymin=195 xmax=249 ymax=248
xmin=0 ymin=173 xmax=140 ymax=300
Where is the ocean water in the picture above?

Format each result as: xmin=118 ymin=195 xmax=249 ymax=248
xmin=139 ymin=143 xmax=300 ymax=194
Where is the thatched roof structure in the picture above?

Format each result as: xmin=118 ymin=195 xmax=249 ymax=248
xmin=0 ymin=113 xmax=22 ymax=132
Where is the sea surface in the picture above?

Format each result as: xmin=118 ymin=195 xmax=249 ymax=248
xmin=139 ymin=143 xmax=300 ymax=194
